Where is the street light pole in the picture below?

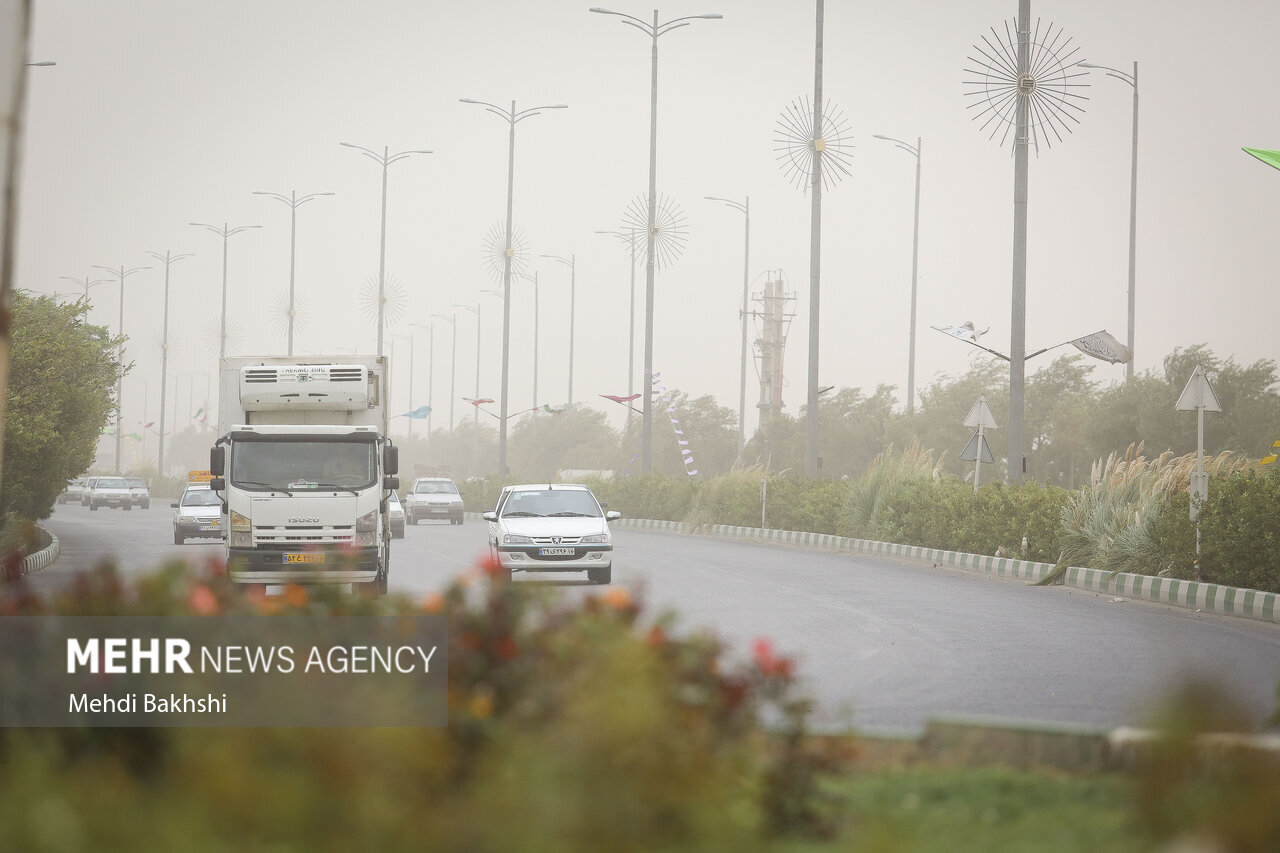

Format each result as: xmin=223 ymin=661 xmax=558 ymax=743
xmin=340 ymin=142 xmax=432 ymax=357
xmin=252 ymin=189 xmax=334 ymax=356
xmin=872 ymin=134 xmax=922 ymax=413
xmin=430 ymin=313 xmax=457 ymax=430
xmin=453 ymin=300 xmax=482 ymax=471
xmin=539 ymin=253 xmax=577 ymax=408
xmin=1079 ymin=60 xmax=1138 ymax=381
xmin=461 ymin=98 xmax=566 ymax=477
xmin=591 ymin=6 xmax=722 ymax=472
xmin=91 ymin=263 xmax=152 ymax=473
xmin=514 ymin=272 xmax=540 ymax=411
xmin=596 ymin=229 xmax=641 ymax=427
xmin=190 ymin=222 xmax=263 ymax=358
xmin=704 ymin=196 xmax=749 ymax=460
xmin=144 ymin=250 xmax=192 ymax=477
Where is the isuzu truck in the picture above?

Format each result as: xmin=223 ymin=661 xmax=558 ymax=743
xmin=208 ymin=356 xmax=399 ymax=595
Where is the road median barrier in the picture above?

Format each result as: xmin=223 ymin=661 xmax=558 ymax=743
xmin=611 ymin=517 xmax=1280 ymax=626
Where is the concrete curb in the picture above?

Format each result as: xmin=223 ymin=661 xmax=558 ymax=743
xmin=18 ymin=527 xmax=60 ymax=577
xmin=612 ymin=518 xmax=1280 ymax=626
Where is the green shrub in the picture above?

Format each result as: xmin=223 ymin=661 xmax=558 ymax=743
xmin=1197 ymin=467 xmax=1280 ymax=593
xmin=870 ymin=479 xmax=1067 ymax=563
xmin=588 ymin=474 xmax=696 ymax=522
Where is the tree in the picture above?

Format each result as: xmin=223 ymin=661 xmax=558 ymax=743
xmin=2 ymin=292 xmax=123 ymax=522
xmin=508 ymin=405 xmax=620 ymax=481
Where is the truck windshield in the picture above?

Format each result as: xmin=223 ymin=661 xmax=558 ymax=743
xmin=230 ymin=441 xmax=376 ymax=491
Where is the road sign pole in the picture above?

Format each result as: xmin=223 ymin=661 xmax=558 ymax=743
xmin=975 ymin=422 xmax=984 ymax=494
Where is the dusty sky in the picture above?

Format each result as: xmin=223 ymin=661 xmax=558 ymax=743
xmin=17 ymin=0 xmax=1280 ymax=455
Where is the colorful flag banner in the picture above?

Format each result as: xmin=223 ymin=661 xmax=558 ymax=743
xmin=398 ymin=405 xmax=432 ymax=419
xmin=542 ymin=404 xmax=566 ymax=415
xmin=651 ymin=371 xmax=697 ymax=477
xmin=464 ymin=397 xmax=495 ymax=407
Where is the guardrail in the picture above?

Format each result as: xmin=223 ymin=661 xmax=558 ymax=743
xmin=16 ymin=527 xmax=59 ymax=577
xmin=610 ymin=518 xmax=1280 ymax=626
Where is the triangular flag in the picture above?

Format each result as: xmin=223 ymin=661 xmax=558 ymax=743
xmin=398 ymin=405 xmax=432 ymax=419
xmin=601 ymin=393 xmax=641 ymax=404
xmin=543 ymin=404 xmax=566 ymax=414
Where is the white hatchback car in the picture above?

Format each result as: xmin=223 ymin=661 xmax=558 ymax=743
xmin=403 ymin=477 xmax=464 ymax=525
xmin=482 ymin=484 xmax=620 ymax=584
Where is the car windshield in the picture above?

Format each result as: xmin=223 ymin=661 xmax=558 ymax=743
xmin=500 ymin=489 xmax=601 ymax=518
xmin=231 ymin=440 xmax=376 ymax=491
xmin=96 ymin=477 xmax=126 ymax=489
xmin=413 ymin=481 xmax=458 ymax=495
xmin=126 ymin=478 xmax=146 ymax=488
xmin=181 ymin=490 xmax=221 ymax=507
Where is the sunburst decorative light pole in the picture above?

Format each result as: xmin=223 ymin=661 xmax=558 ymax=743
xmin=189 ymin=222 xmax=262 ymax=359
xmin=460 ymin=98 xmax=567 ymax=477
xmin=774 ymin=0 xmax=855 ymax=478
xmin=590 ymin=6 xmax=721 ymax=473
xmin=594 ymin=228 xmax=642 ymax=427
xmin=252 ymin=189 xmax=333 ymax=356
xmin=144 ymin=250 xmax=193 ymax=477
xmin=339 ymin=142 xmax=433 ymax=357
xmin=963 ymin=1 xmax=1087 ymax=482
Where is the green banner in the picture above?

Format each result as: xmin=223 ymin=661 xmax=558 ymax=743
xmin=1243 ymin=147 xmax=1280 ymax=171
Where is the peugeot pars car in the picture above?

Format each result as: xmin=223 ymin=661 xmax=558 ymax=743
xmin=403 ymin=477 xmax=464 ymax=525
xmin=482 ymin=484 xmax=621 ymax=584
xmin=171 ymin=484 xmax=223 ymax=544
xmin=88 ymin=476 xmax=133 ymax=511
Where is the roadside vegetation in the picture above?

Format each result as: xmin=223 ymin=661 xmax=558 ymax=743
xmin=2 ymin=558 xmax=1276 ymax=851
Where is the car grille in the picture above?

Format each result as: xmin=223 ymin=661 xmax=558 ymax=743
xmin=530 ymin=536 xmax=583 ymax=545
xmin=253 ymin=526 xmax=355 ymax=545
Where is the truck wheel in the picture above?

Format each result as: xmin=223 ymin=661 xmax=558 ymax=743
xmin=173 ymin=532 xmax=184 ymax=545
xmin=588 ymin=565 xmax=612 ymax=585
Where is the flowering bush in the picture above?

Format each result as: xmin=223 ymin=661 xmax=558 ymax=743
xmin=0 ymin=555 xmax=842 ymax=850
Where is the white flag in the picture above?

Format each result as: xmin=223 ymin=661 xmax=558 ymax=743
xmin=1070 ymin=330 xmax=1132 ymax=364
xmin=932 ymin=321 xmax=988 ymax=343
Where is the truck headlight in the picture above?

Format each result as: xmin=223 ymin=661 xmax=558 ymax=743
xmin=579 ymin=533 xmax=609 ymax=544
xmin=356 ymin=509 xmax=378 ymax=532
xmin=503 ymin=533 xmax=532 ymax=544
xmin=230 ymin=511 xmax=250 ymax=532
xmin=230 ymin=531 xmax=252 ymax=548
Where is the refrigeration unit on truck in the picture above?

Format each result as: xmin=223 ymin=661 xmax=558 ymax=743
xmin=208 ymin=357 xmax=399 ymax=595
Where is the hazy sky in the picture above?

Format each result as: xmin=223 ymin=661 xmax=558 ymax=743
xmin=17 ymin=0 xmax=1280 ymax=455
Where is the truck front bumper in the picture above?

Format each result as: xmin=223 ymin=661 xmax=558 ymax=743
xmin=227 ymin=546 xmax=381 ymax=584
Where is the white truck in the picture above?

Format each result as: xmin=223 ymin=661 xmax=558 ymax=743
xmin=208 ymin=356 xmax=400 ymax=596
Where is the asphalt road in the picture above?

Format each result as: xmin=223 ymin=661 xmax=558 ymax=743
xmin=34 ymin=501 xmax=1280 ymax=734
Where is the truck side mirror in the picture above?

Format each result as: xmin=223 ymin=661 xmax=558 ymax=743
xmin=209 ymin=446 xmax=225 ymax=476
xmin=209 ymin=477 xmax=226 ymax=491
xmin=383 ymin=445 xmax=399 ymax=476
xmin=383 ymin=476 xmax=400 ymax=491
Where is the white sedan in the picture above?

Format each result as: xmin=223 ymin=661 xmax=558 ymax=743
xmin=482 ymin=483 xmax=620 ymax=584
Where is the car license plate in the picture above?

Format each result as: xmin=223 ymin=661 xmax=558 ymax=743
xmin=538 ymin=547 xmax=575 ymax=556
xmin=283 ymin=553 xmax=324 ymax=564
xmin=199 ymin=524 xmax=219 ymax=531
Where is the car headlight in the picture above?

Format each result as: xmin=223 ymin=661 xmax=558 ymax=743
xmin=579 ymin=533 xmax=609 ymax=544
xmin=230 ymin=511 xmax=250 ymax=532
xmin=503 ymin=533 xmax=533 ymax=544
xmin=356 ymin=509 xmax=378 ymax=532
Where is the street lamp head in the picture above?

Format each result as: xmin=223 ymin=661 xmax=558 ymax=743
xmin=588 ymin=7 xmax=619 ymax=14
xmin=696 ymin=14 xmax=723 ymax=19
xmin=26 ymin=60 xmax=56 ymax=66
xmin=459 ymin=98 xmax=479 ymax=104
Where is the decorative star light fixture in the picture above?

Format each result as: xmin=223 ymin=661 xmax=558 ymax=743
xmin=620 ymin=193 xmax=687 ymax=270
xmin=774 ymin=95 xmax=854 ymax=193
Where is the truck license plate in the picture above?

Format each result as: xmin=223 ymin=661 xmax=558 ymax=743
xmin=538 ymin=547 xmax=575 ymax=556
xmin=283 ymin=553 xmax=324 ymax=564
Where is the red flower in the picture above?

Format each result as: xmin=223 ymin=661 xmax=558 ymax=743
xmin=493 ymin=635 xmax=519 ymax=660
xmin=752 ymin=637 xmax=794 ymax=678
xmin=188 ymin=583 xmax=219 ymax=615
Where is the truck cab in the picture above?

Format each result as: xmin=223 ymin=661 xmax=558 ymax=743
xmin=209 ymin=358 xmax=398 ymax=595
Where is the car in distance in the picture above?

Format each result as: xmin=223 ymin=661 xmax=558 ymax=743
xmin=125 ymin=476 xmax=151 ymax=509
xmin=388 ymin=491 xmax=406 ymax=539
xmin=482 ymin=483 xmax=621 ymax=584
xmin=80 ymin=476 xmax=99 ymax=505
xmin=403 ymin=477 xmax=464 ymax=525
xmin=171 ymin=485 xmax=223 ymax=544
xmin=59 ymin=477 xmax=88 ymax=504
xmin=88 ymin=476 xmax=133 ymax=511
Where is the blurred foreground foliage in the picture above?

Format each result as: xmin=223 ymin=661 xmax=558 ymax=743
xmin=0 ymin=557 xmax=843 ymax=851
